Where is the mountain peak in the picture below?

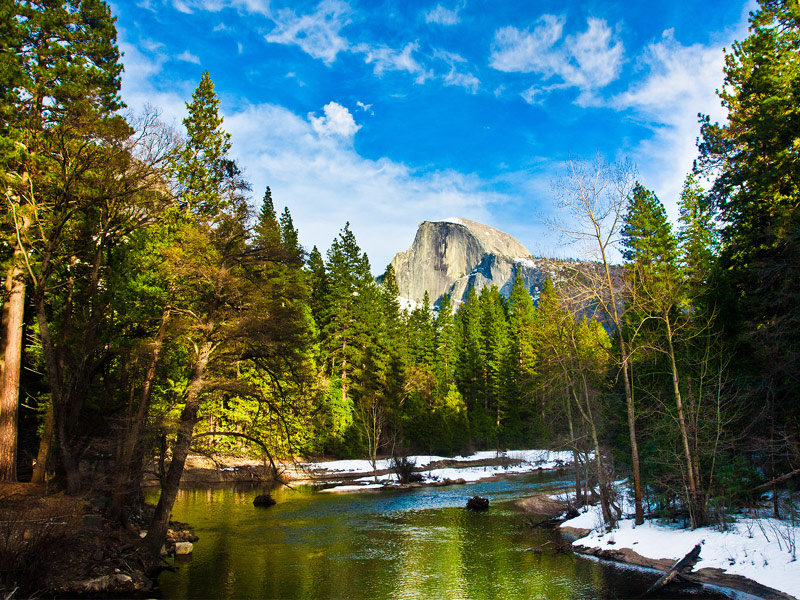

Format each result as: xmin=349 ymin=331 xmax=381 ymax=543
xmin=390 ymin=218 xmax=546 ymax=306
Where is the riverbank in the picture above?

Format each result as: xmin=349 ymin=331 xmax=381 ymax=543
xmin=562 ymin=505 xmax=799 ymax=599
xmin=514 ymin=494 xmax=799 ymax=599
xmin=162 ymin=449 xmax=576 ymax=490
xmin=0 ymin=483 xmax=199 ymax=597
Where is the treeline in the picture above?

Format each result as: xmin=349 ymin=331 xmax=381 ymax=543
xmin=0 ymin=0 xmax=797 ymax=562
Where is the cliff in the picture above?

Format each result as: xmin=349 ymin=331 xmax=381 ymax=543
xmin=390 ymin=218 xmax=552 ymax=307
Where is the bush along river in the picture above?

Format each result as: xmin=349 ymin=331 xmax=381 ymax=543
xmin=150 ymin=472 xmax=731 ymax=599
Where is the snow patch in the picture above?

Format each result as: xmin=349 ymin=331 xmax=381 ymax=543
xmin=563 ymin=505 xmax=800 ymax=598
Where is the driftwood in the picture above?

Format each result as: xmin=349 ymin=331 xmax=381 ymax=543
xmin=643 ymin=543 xmax=702 ymax=597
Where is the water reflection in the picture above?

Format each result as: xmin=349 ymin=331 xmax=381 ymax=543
xmin=152 ymin=475 xmax=728 ymax=599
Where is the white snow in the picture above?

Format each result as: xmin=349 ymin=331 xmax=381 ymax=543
xmin=513 ymin=257 xmax=538 ymax=269
xmin=562 ymin=504 xmax=800 ymax=598
xmin=305 ymin=449 xmax=574 ymax=492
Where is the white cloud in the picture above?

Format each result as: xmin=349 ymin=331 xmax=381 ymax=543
xmin=609 ymin=29 xmax=729 ymax=220
xmin=520 ymin=86 xmax=539 ymax=105
xmin=141 ymin=38 xmax=165 ymax=52
xmin=490 ymin=15 xmax=565 ymax=73
xmin=565 ymin=18 xmax=624 ymax=91
xmin=176 ymin=50 xmax=201 ymax=64
xmin=169 ymin=0 xmax=270 ymax=14
xmin=308 ymin=101 xmax=361 ymax=139
xmin=265 ymin=0 xmax=351 ymax=64
xmin=223 ymin=104 xmax=499 ymax=270
xmin=433 ymin=49 xmax=479 ymax=93
xmin=358 ymin=42 xmax=432 ymax=83
xmin=356 ymin=101 xmax=373 ymax=114
xmin=425 ymin=4 xmax=461 ymax=26
xmin=490 ymin=15 xmax=623 ymax=101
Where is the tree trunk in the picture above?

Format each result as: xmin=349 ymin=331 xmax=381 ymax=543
xmin=665 ymin=312 xmax=704 ymax=528
xmin=0 ymin=260 xmax=25 ymax=482
xmin=564 ymin=387 xmax=582 ymax=504
xmin=31 ymin=401 xmax=54 ymax=483
xmin=144 ymin=339 xmax=213 ymax=556
xmin=596 ymin=238 xmax=644 ymax=525
xmin=109 ymin=309 xmax=169 ymax=523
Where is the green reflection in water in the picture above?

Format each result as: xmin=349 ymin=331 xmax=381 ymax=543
xmin=150 ymin=476 xmax=726 ymax=600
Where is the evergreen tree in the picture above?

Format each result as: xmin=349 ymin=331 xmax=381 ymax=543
xmin=434 ymin=294 xmax=459 ymax=394
xmin=478 ymin=286 xmax=508 ymax=442
xmin=0 ymin=0 xmax=148 ymax=486
xmin=280 ymin=206 xmax=303 ymax=266
xmin=321 ymin=223 xmax=372 ymax=407
xmin=174 ymin=72 xmax=239 ymax=216
xmin=145 ymin=73 xmax=251 ymax=555
xmin=307 ymin=245 xmax=328 ymax=329
xmin=677 ymin=174 xmax=718 ymax=298
xmin=698 ymin=0 xmax=800 ymax=471
xmin=504 ymin=276 xmax=539 ymax=444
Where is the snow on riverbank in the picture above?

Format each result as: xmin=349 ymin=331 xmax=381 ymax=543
xmin=305 ymin=449 xmax=573 ymax=490
xmin=562 ymin=504 xmax=800 ymax=598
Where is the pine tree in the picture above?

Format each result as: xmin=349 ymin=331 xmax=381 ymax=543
xmin=321 ymin=223 xmax=373 ymax=407
xmin=1 ymin=0 xmax=137 ymax=485
xmin=504 ymin=276 xmax=539 ymax=444
xmin=434 ymin=293 xmax=459 ymax=395
xmin=478 ymin=286 xmax=508 ymax=442
xmin=280 ymin=206 xmax=303 ymax=266
xmin=145 ymin=73 xmax=250 ymax=555
xmin=677 ymin=174 xmax=718 ymax=297
xmin=622 ymin=183 xmax=711 ymax=527
xmin=698 ymin=0 xmax=800 ymax=469
xmin=455 ymin=287 xmax=484 ymax=445
xmin=307 ymin=245 xmax=328 ymax=328
xmin=174 ymin=72 xmax=238 ymax=217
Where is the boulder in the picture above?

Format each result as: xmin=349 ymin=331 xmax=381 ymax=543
xmin=253 ymin=493 xmax=276 ymax=507
xmin=466 ymin=496 xmax=490 ymax=511
xmin=174 ymin=541 xmax=193 ymax=555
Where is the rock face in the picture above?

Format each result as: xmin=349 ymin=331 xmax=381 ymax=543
xmin=390 ymin=218 xmax=551 ymax=307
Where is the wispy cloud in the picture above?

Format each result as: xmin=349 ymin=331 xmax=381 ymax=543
xmin=608 ymin=29 xmax=728 ymax=219
xmin=176 ymin=50 xmax=201 ymax=64
xmin=358 ymin=42 xmax=432 ymax=83
xmin=490 ymin=15 xmax=623 ymax=103
xmin=168 ymin=0 xmax=270 ymax=15
xmin=265 ymin=0 xmax=351 ymax=64
xmin=425 ymin=3 xmax=461 ymax=26
xmin=433 ymin=49 xmax=479 ymax=93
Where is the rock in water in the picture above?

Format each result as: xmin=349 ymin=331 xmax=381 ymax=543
xmin=466 ymin=496 xmax=490 ymax=511
xmin=253 ymin=494 xmax=276 ymax=507
xmin=389 ymin=218 xmax=550 ymax=309
xmin=174 ymin=541 xmax=194 ymax=555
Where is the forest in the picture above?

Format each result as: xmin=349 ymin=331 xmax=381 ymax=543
xmin=0 ymin=0 xmax=798 ymax=589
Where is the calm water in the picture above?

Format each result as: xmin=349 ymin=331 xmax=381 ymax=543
xmin=151 ymin=473 xmax=727 ymax=599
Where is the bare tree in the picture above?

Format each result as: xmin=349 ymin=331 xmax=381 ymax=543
xmin=549 ymin=155 xmax=644 ymax=524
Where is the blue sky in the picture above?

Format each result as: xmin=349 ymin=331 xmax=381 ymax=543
xmin=113 ymin=0 xmax=752 ymax=271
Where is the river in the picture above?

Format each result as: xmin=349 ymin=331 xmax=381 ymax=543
xmin=152 ymin=472 xmax=729 ymax=599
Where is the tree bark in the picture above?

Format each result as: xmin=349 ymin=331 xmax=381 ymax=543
xmin=144 ymin=339 xmax=213 ymax=556
xmin=31 ymin=401 xmax=54 ymax=483
xmin=109 ymin=309 xmax=170 ymax=523
xmin=665 ymin=311 xmax=704 ymax=528
xmin=0 ymin=259 xmax=25 ymax=482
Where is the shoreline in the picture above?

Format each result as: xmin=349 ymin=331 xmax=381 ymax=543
xmin=515 ymin=494 xmax=797 ymax=600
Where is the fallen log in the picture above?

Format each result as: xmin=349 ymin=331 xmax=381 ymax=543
xmin=643 ymin=542 xmax=703 ymax=597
